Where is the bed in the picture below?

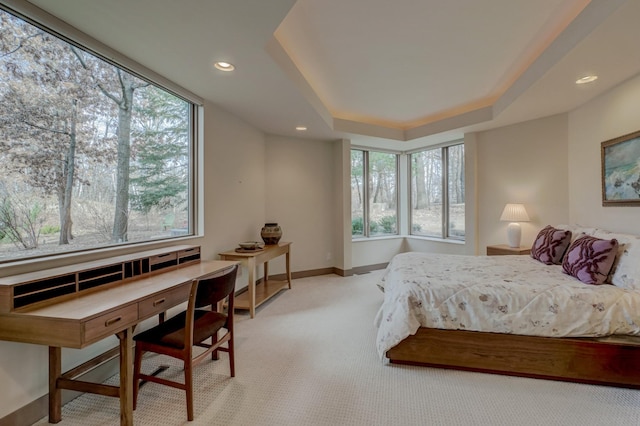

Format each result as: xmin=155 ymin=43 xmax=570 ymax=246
xmin=375 ymin=226 xmax=640 ymax=388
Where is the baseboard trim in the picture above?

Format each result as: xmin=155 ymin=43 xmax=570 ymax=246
xmin=264 ymin=264 xmax=387 ymax=281
xmin=344 ymin=263 xmax=388 ymax=276
xmin=268 ymin=267 xmax=336 ymax=281
xmin=0 ymin=394 xmax=47 ymax=426
xmin=253 ymin=263 xmax=387 ymax=282
xmin=0 ymin=349 xmax=121 ymax=426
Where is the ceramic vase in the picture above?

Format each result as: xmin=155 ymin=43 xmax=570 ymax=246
xmin=261 ymin=223 xmax=282 ymax=245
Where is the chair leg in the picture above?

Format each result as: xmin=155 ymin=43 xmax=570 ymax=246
xmin=228 ymin=337 xmax=235 ymax=377
xmin=185 ymin=360 xmax=194 ymax=421
xmin=211 ymin=332 xmax=219 ymax=360
xmin=133 ymin=346 xmax=144 ymax=410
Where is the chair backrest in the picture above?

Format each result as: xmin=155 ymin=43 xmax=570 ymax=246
xmin=193 ymin=264 xmax=238 ymax=310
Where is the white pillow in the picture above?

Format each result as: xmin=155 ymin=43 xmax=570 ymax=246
xmin=592 ymin=229 xmax=640 ymax=290
xmin=555 ymin=224 xmax=597 ymax=242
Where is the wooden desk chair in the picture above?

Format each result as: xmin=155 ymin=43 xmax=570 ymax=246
xmin=133 ymin=264 xmax=238 ymax=421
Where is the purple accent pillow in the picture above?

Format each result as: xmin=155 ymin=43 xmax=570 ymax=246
xmin=530 ymin=226 xmax=572 ymax=265
xmin=562 ymin=235 xmax=619 ymax=285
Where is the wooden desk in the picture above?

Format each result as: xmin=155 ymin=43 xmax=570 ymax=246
xmin=0 ymin=255 xmax=237 ymax=426
xmin=219 ymin=242 xmax=291 ymax=318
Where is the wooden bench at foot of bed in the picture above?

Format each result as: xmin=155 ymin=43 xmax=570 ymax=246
xmin=386 ymin=327 xmax=640 ymax=389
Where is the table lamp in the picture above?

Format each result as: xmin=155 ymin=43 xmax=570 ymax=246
xmin=500 ymin=203 xmax=529 ymax=248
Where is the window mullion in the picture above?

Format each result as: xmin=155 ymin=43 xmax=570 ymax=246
xmin=363 ymin=150 xmax=370 ymax=237
xmin=442 ymin=146 xmax=449 ymax=239
xmin=441 ymin=147 xmax=447 ymax=238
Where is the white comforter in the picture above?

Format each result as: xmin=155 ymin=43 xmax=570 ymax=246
xmin=374 ymin=252 xmax=640 ymax=359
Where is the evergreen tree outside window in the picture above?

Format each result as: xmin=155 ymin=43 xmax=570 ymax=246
xmin=351 ymin=149 xmax=398 ymax=238
xmin=0 ymin=8 xmax=194 ymax=262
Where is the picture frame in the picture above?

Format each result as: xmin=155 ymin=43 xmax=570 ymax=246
xmin=601 ymin=130 xmax=640 ymax=206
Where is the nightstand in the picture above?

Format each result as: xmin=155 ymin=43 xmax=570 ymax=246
xmin=486 ymin=244 xmax=531 ymax=256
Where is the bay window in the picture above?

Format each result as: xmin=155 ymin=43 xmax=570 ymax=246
xmin=351 ymin=149 xmax=398 ymax=238
xmin=410 ymin=143 xmax=465 ymax=240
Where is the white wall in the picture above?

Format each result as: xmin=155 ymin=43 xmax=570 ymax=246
xmin=404 ymin=238 xmax=466 ymax=254
xmin=333 ymin=139 xmax=352 ymax=271
xmin=352 ymin=238 xmax=404 ymax=268
xmin=0 ymin=101 xmax=268 ymax=419
xmin=475 ymin=114 xmax=570 ymax=252
xmin=264 ymin=135 xmax=337 ymax=274
xmin=201 ymin=102 xmax=267 ymax=264
xmin=568 ymin=74 xmax=640 ymax=234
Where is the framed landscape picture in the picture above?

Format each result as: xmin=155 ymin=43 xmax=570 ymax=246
xmin=601 ymin=130 xmax=640 ymax=206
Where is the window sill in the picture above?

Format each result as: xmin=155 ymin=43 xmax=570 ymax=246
xmin=0 ymin=234 xmax=203 ymax=276
xmin=406 ymin=235 xmax=465 ymax=245
xmin=352 ymin=235 xmax=403 ymax=243
xmin=351 ymin=235 xmax=464 ymax=245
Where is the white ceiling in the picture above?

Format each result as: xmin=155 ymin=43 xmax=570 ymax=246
xmin=18 ymin=0 xmax=640 ymax=146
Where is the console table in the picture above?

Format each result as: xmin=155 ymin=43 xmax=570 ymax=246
xmin=0 ymin=245 xmax=238 ymax=426
xmin=219 ymin=242 xmax=292 ymax=318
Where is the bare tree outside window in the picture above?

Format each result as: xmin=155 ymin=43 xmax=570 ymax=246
xmin=0 ymin=9 xmax=193 ymax=262
xmin=447 ymin=144 xmax=465 ymax=238
xmin=351 ymin=150 xmax=365 ymax=237
xmin=411 ymin=149 xmax=443 ymax=236
xmin=411 ymin=144 xmax=464 ymax=239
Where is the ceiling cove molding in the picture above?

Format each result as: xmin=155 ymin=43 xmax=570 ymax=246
xmin=333 ymin=104 xmax=495 ymax=142
xmin=332 ymin=118 xmax=405 ymax=141
xmin=405 ymin=106 xmax=494 ymax=141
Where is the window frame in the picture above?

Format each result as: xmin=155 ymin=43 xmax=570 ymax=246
xmin=0 ymin=2 xmax=202 ymax=264
xmin=408 ymin=141 xmax=465 ymax=241
xmin=351 ymin=147 xmax=400 ymax=239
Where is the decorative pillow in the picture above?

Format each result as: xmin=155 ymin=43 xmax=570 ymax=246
xmin=562 ymin=235 xmax=619 ymax=285
xmin=530 ymin=225 xmax=572 ymax=265
xmin=592 ymin=230 xmax=640 ymax=290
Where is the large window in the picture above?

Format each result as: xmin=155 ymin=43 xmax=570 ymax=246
xmin=0 ymin=8 xmax=195 ymax=262
xmin=410 ymin=143 xmax=465 ymax=239
xmin=351 ymin=149 xmax=398 ymax=238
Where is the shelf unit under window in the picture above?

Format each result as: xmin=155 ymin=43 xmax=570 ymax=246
xmin=0 ymin=245 xmax=201 ymax=312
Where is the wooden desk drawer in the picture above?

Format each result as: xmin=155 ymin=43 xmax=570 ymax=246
xmin=84 ymin=305 xmax=138 ymax=343
xmin=178 ymin=247 xmax=201 ymax=265
xmin=149 ymin=252 xmax=178 ymax=272
xmin=138 ymin=283 xmax=190 ymax=319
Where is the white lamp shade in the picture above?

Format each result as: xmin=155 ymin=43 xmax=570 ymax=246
xmin=500 ymin=204 xmax=530 ymax=222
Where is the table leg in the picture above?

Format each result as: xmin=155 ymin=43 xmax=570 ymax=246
xmin=48 ymin=346 xmax=62 ymax=423
xmin=116 ymin=327 xmax=134 ymax=426
xmin=248 ymin=257 xmax=256 ymax=319
xmin=264 ymin=261 xmax=269 ymax=285
xmin=286 ymin=248 xmax=292 ymax=289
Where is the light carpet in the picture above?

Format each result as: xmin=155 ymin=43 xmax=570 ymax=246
xmin=35 ymin=271 xmax=640 ymax=425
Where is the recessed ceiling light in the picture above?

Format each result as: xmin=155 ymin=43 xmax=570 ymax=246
xmin=296 ymin=126 xmax=307 ymax=131
xmin=575 ymin=75 xmax=598 ymax=85
xmin=214 ymin=61 xmax=235 ymax=72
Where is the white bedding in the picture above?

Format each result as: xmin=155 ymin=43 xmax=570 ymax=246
xmin=374 ymin=252 xmax=640 ymax=359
